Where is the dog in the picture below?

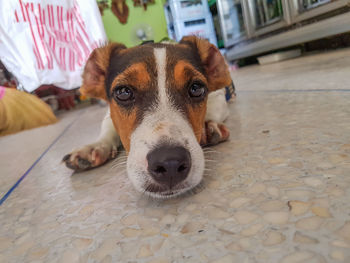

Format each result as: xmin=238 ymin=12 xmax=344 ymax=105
xmin=63 ymin=36 xmax=232 ymax=198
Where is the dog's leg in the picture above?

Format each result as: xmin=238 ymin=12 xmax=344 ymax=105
xmin=63 ymin=110 xmax=121 ymax=171
xmin=201 ymin=89 xmax=230 ymax=146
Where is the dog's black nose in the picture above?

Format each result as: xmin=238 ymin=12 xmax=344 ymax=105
xmin=147 ymin=146 xmax=191 ymax=188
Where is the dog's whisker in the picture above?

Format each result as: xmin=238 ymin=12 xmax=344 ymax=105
xmin=109 ymin=160 xmax=127 ymax=170
xmin=108 ymin=165 xmax=127 ymax=172
xmin=113 ymin=156 xmax=128 ymax=161
xmin=115 ymin=158 xmax=128 ymax=162
xmin=110 ymin=166 xmax=127 ymax=172
xmin=203 ymin=147 xmax=219 ymax=151
xmin=203 ymin=153 xmax=220 ymax=157
xmin=111 ymin=158 xmax=128 ymax=165
xmin=204 ymin=154 xmax=220 ymax=160
xmin=112 ymin=158 xmax=127 ymax=163
xmin=111 ymin=165 xmax=126 ymax=170
xmin=203 ymin=153 xmax=220 ymax=158
xmin=204 ymin=154 xmax=219 ymax=158
xmin=203 ymin=150 xmax=221 ymax=155
xmin=112 ymin=164 xmax=127 ymax=169
xmin=114 ymin=164 xmax=127 ymax=169
xmin=112 ymin=163 xmax=127 ymax=169
xmin=203 ymin=147 xmax=221 ymax=153
xmin=111 ymin=162 xmax=127 ymax=169
xmin=112 ymin=161 xmax=127 ymax=166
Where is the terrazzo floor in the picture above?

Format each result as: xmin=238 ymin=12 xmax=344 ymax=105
xmin=1 ymin=48 xmax=350 ymax=263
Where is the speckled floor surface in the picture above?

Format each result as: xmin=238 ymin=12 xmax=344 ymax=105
xmin=1 ymin=48 xmax=350 ymax=263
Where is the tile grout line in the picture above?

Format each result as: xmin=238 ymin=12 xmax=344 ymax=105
xmin=0 ymin=113 xmax=82 ymax=206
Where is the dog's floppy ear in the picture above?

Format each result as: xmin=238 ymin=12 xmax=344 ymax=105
xmin=80 ymin=43 xmax=126 ymax=100
xmin=180 ymin=36 xmax=231 ymax=92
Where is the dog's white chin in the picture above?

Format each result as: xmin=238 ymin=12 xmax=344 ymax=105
xmin=143 ymin=172 xmax=204 ymax=199
xmin=143 ymin=187 xmax=193 ymax=199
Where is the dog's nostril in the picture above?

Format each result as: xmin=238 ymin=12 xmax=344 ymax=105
xmin=178 ymin=164 xmax=187 ymax=173
xmin=155 ymin=166 xmax=166 ymax=174
xmin=147 ymin=145 xmax=191 ymax=188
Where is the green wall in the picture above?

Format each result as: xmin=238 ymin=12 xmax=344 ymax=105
xmin=101 ymin=0 xmax=168 ymax=47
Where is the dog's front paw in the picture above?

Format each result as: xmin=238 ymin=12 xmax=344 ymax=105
xmin=62 ymin=142 xmax=118 ymax=172
xmin=200 ymin=121 xmax=230 ymax=146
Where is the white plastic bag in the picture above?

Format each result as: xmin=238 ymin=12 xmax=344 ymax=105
xmin=0 ymin=0 xmax=107 ymax=92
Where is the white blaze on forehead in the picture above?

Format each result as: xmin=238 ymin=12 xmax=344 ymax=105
xmin=154 ymin=48 xmax=167 ymax=107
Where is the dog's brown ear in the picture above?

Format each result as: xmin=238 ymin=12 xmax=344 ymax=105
xmin=180 ymin=36 xmax=231 ymax=91
xmin=80 ymin=43 xmax=126 ymax=100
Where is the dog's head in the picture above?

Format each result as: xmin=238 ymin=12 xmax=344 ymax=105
xmin=80 ymin=36 xmax=231 ymax=198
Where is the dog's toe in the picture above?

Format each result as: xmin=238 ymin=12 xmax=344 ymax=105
xmin=217 ymin=123 xmax=230 ymax=141
xmin=62 ymin=154 xmax=71 ymax=162
xmin=64 ymin=159 xmax=77 ymax=170
xmin=91 ymin=146 xmax=112 ymax=166
xmin=62 ymin=154 xmax=90 ymax=171
xmin=77 ymin=157 xmax=92 ymax=170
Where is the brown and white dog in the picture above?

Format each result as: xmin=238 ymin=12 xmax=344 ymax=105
xmin=63 ymin=36 xmax=232 ymax=198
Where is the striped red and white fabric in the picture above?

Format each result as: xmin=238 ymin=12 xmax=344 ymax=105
xmin=0 ymin=0 xmax=107 ymax=92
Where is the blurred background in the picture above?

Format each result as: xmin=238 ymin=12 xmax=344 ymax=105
xmin=0 ymin=0 xmax=349 ymax=135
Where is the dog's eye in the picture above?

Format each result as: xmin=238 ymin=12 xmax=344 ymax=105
xmin=112 ymin=86 xmax=134 ymax=103
xmin=189 ymin=82 xmax=206 ymax=98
